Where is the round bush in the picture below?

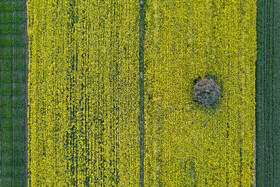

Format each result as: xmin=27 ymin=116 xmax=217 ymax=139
xmin=193 ymin=78 xmax=221 ymax=105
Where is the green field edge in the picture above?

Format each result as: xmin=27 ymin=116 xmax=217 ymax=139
xmin=24 ymin=0 xmax=29 ymax=186
xmin=256 ymin=0 xmax=280 ymax=186
xmin=0 ymin=0 xmax=28 ymax=186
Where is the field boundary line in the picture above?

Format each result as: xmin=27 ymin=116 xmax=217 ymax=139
xmin=24 ymin=0 xmax=29 ymax=186
xmin=139 ymin=0 xmax=145 ymax=186
xmin=12 ymin=0 xmax=15 ymax=185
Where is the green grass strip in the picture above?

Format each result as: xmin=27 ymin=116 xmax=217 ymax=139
xmin=139 ymin=0 xmax=146 ymax=186
xmin=256 ymin=0 xmax=280 ymax=186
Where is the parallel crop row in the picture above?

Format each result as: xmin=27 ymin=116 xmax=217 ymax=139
xmin=27 ymin=0 xmax=139 ymax=186
xmin=144 ymin=0 xmax=256 ymax=186
xmin=28 ymin=0 xmax=257 ymax=186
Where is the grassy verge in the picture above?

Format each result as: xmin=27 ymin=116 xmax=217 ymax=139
xmin=256 ymin=0 xmax=280 ymax=186
xmin=139 ymin=0 xmax=146 ymax=186
xmin=0 ymin=0 xmax=27 ymax=186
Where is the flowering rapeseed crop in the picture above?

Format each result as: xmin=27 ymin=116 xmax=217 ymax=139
xmin=144 ymin=0 xmax=256 ymax=186
xmin=27 ymin=0 xmax=139 ymax=186
xmin=28 ymin=0 xmax=256 ymax=186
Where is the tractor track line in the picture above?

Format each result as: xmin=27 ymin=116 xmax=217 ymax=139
xmin=139 ymin=0 xmax=145 ymax=186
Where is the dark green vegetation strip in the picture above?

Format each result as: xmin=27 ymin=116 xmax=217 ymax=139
xmin=0 ymin=0 xmax=27 ymax=186
xmin=256 ymin=0 xmax=280 ymax=186
xmin=139 ymin=0 xmax=145 ymax=186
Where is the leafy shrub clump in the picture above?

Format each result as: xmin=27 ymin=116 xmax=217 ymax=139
xmin=193 ymin=78 xmax=221 ymax=105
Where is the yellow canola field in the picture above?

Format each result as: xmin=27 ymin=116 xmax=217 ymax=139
xmin=27 ymin=0 xmax=139 ymax=186
xmin=144 ymin=0 xmax=256 ymax=186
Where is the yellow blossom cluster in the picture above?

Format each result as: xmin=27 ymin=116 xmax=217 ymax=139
xmin=27 ymin=0 xmax=256 ymax=186
xmin=27 ymin=0 xmax=139 ymax=186
xmin=144 ymin=0 xmax=256 ymax=186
